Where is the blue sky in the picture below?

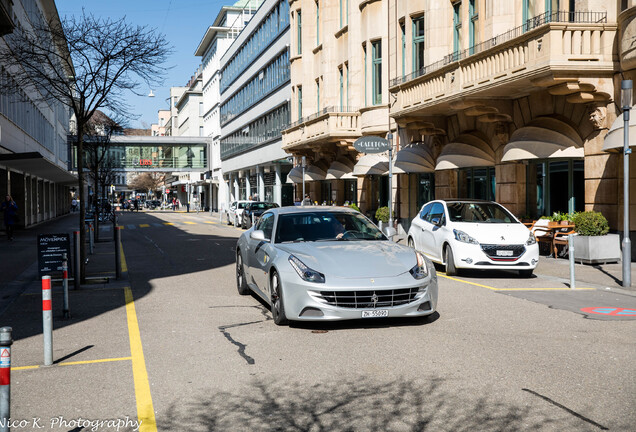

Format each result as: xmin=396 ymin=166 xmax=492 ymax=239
xmin=55 ymin=0 xmax=229 ymax=129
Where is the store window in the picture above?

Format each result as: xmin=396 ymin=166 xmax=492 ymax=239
xmin=344 ymin=179 xmax=357 ymax=205
xmin=418 ymin=173 xmax=435 ymax=208
xmin=526 ymin=159 xmax=583 ymax=218
xmin=458 ymin=167 xmax=495 ymax=200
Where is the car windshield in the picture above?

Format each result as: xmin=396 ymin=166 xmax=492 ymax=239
xmin=237 ymin=202 xmax=247 ymax=209
xmin=446 ymin=202 xmax=517 ymax=223
xmin=250 ymin=202 xmax=277 ymax=210
xmin=275 ymin=211 xmax=386 ymax=243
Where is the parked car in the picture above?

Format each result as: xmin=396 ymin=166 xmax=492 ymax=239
xmin=225 ymin=200 xmax=250 ymax=226
xmin=241 ymin=201 xmax=279 ymax=229
xmin=235 ymin=206 xmax=438 ymax=325
xmin=407 ymin=199 xmax=539 ymax=277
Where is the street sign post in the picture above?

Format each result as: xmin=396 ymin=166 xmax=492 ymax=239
xmin=37 ymin=233 xmax=71 ymax=278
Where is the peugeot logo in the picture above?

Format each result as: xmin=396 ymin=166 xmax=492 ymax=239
xmin=500 ymin=236 xmax=505 ymax=241
xmin=371 ymin=293 xmax=379 ymax=308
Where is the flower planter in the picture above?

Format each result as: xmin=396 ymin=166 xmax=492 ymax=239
xmin=572 ymin=234 xmax=621 ymax=264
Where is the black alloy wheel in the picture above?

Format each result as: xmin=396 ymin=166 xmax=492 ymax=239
xmin=270 ymin=271 xmax=288 ymax=326
xmin=236 ymin=251 xmax=250 ymax=295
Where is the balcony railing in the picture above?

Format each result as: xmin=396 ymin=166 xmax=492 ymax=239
xmin=286 ymin=106 xmax=360 ymax=130
xmin=390 ymin=10 xmax=608 ymax=88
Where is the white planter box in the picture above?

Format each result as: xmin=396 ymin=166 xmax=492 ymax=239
xmin=572 ymin=233 xmax=621 ymax=264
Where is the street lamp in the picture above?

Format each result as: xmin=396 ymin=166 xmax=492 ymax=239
xmin=387 ymin=132 xmax=393 ymax=228
xmin=622 ymin=80 xmax=632 ymax=288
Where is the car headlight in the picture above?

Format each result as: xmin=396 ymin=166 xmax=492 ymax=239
xmin=409 ymin=251 xmax=429 ymax=279
xmin=288 ymin=254 xmax=325 ymax=283
xmin=526 ymin=232 xmax=537 ymax=245
xmin=453 ymin=229 xmax=479 ymax=244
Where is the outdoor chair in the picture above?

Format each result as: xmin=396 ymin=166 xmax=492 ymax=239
xmin=527 ymin=219 xmax=553 ymax=255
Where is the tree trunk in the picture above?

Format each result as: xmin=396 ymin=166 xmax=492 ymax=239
xmin=77 ymin=124 xmax=87 ymax=284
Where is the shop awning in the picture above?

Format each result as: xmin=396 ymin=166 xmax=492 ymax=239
xmin=286 ymin=166 xmax=303 ymax=183
xmin=352 ymin=153 xmax=389 ymax=176
xmin=326 ymin=157 xmax=356 ymax=179
xmin=435 ymin=134 xmax=494 ymax=170
xmin=0 ymin=152 xmax=77 ymax=184
xmin=502 ymin=117 xmax=584 ymax=161
xmin=394 ymin=145 xmax=435 ymax=173
xmin=603 ymin=113 xmax=636 ymax=151
xmin=304 ymin=164 xmax=327 ymax=181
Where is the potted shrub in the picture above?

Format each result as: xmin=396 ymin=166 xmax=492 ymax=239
xmin=571 ymin=211 xmax=620 ymax=264
xmin=375 ymin=206 xmax=392 ymax=231
xmin=348 ymin=203 xmax=361 ymax=212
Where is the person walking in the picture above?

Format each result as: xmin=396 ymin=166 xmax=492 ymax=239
xmin=302 ymin=194 xmax=312 ymax=206
xmin=1 ymin=195 xmax=18 ymax=241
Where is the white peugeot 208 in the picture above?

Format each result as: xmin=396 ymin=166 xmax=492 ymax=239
xmin=407 ymin=200 xmax=539 ymax=277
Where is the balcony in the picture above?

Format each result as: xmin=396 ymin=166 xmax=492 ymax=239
xmin=282 ymin=106 xmax=360 ymax=151
xmin=390 ymin=11 xmax=614 ymax=117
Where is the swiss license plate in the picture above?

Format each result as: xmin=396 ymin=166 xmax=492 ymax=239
xmin=362 ymin=310 xmax=389 ymax=318
xmin=496 ymin=250 xmax=514 ymax=256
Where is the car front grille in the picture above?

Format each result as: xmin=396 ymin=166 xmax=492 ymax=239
xmin=480 ymin=244 xmax=526 ymax=261
xmin=316 ymin=288 xmax=420 ymax=309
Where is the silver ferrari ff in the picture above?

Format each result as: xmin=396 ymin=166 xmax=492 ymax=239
xmin=235 ymin=206 xmax=438 ymax=325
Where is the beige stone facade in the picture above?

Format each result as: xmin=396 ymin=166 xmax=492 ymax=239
xmin=283 ymin=1 xmax=636 ymax=242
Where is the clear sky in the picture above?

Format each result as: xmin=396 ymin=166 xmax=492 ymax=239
xmin=55 ymin=0 xmax=230 ymax=129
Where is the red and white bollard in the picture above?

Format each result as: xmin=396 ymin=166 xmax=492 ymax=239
xmin=0 ymin=327 xmax=12 ymax=432
xmin=42 ymin=276 xmax=53 ymax=366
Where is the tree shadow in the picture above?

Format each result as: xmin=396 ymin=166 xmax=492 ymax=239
xmin=157 ymin=376 xmax=584 ymax=431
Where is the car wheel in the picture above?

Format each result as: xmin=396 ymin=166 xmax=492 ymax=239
xmin=236 ymin=251 xmax=250 ymax=295
xmin=519 ymin=269 xmax=533 ymax=278
xmin=408 ymin=237 xmax=415 ymax=249
xmin=226 ymin=214 xmax=232 ymax=225
xmin=445 ymin=246 xmax=458 ymax=276
xmin=241 ymin=217 xmax=246 ymax=229
xmin=270 ymin=271 xmax=288 ymax=326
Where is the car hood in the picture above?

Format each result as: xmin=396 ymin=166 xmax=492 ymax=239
xmin=452 ymin=223 xmax=530 ymax=244
xmin=276 ymin=241 xmax=417 ymax=278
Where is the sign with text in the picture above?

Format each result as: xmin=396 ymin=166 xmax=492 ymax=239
xmin=38 ymin=233 xmax=71 ymax=278
xmin=353 ymin=136 xmax=390 ymax=154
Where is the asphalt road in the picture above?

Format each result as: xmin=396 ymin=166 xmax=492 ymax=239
xmin=95 ymin=210 xmax=632 ymax=432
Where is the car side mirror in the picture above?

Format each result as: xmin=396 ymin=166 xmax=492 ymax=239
xmin=383 ymin=226 xmax=397 ymax=238
xmin=250 ymin=230 xmax=266 ymax=241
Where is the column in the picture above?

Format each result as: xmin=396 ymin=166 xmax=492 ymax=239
xmin=258 ymin=166 xmax=265 ymax=201
xmin=245 ymin=171 xmax=251 ymax=199
xmin=274 ymin=164 xmax=282 ymax=206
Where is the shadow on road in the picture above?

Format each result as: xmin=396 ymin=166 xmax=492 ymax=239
xmin=157 ymin=376 xmax=586 ymax=431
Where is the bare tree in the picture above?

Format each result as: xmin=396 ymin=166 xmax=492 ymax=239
xmin=128 ymin=172 xmax=166 ymax=198
xmin=0 ymin=11 xmax=171 ymax=281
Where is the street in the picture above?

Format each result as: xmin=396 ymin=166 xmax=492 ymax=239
xmin=3 ymin=210 xmax=636 ymax=431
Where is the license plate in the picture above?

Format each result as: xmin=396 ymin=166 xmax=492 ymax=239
xmin=496 ymin=250 xmax=514 ymax=256
xmin=362 ymin=310 xmax=389 ymax=318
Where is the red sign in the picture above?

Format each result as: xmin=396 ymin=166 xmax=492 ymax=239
xmin=165 ymin=189 xmax=170 ymax=194
xmin=139 ymin=159 xmax=153 ymax=166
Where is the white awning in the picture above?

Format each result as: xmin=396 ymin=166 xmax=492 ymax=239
xmin=352 ymin=153 xmax=389 ymax=176
xmin=326 ymin=157 xmax=356 ymax=179
xmin=502 ymin=117 xmax=584 ymax=161
xmin=394 ymin=145 xmax=435 ymax=173
xmin=603 ymin=113 xmax=636 ymax=151
xmin=435 ymin=134 xmax=494 ymax=170
xmin=287 ymin=166 xmax=303 ymax=183
xmin=304 ymin=164 xmax=327 ymax=181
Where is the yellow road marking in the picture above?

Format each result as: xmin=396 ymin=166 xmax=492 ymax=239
xmin=204 ymin=221 xmax=216 ymax=224
xmin=163 ymin=222 xmax=175 ymax=226
xmin=120 ymin=242 xmax=128 ymax=273
xmin=438 ymin=274 xmax=595 ymax=291
xmin=139 ymin=224 xmax=150 ymax=228
xmin=12 ymin=356 xmax=132 ymax=371
xmin=182 ymin=221 xmax=196 ymax=225
xmin=125 ymin=287 xmax=157 ymax=432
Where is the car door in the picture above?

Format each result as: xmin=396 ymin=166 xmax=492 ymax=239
xmin=421 ymin=202 xmax=446 ymax=262
xmin=249 ymin=212 xmax=276 ymax=291
xmin=411 ymin=203 xmax=432 ymax=255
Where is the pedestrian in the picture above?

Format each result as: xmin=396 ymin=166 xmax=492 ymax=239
xmin=172 ymin=198 xmax=176 ymax=211
xmin=1 ymin=195 xmax=18 ymax=241
xmin=71 ymin=198 xmax=78 ymax=212
xmin=302 ymin=194 xmax=312 ymax=206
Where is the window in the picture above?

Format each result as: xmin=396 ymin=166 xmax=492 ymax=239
xmin=297 ymin=86 xmax=302 ymax=119
xmin=371 ymin=40 xmax=382 ymax=105
xmin=199 ymin=126 xmax=204 ymax=137
xmin=453 ymin=2 xmax=461 ymax=55
xmin=412 ymin=16 xmax=425 ymax=72
xmin=400 ymin=22 xmax=406 ymax=78
xmin=297 ymin=10 xmax=302 ymax=55
xmin=522 ymin=0 xmax=536 ymax=32
xmin=316 ymin=79 xmax=320 ymax=111
xmin=199 ymin=102 xmax=203 ymax=116
xmin=469 ymin=0 xmax=479 ymax=54
xmin=315 ymin=1 xmax=320 ymax=45
xmin=458 ymin=167 xmax=496 ymax=200
xmin=257 ymin=213 xmax=275 ymax=240
xmin=363 ymin=44 xmax=367 ymax=106
xmin=339 ymin=67 xmax=344 ymax=110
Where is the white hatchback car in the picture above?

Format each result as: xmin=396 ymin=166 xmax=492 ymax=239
xmin=407 ymin=200 xmax=539 ymax=277
xmin=226 ymin=200 xmax=250 ymax=226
